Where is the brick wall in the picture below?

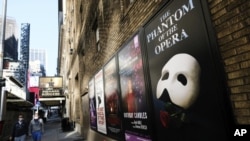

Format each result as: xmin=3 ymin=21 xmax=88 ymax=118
xmin=81 ymin=0 xmax=165 ymax=86
xmin=208 ymin=0 xmax=250 ymax=124
xmin=62 ymin=0 xmax=250 ymax=140
xmin=71 ymin=1 xmax=250 ymax=139
xmin=79 ymin=0 xmax=250 ymax=125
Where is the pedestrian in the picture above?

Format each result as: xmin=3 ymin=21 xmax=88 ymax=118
xmin=29 ymin=112 xmax=44 ymax=141
xmin=9 ymin=114 xmax=28 ymax=141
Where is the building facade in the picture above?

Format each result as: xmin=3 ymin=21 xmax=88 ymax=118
xmin=0 ymin=17 xmax=18 ymax=40
xmin=29 ymin=48 xmax=47 ymax=76
xmin=58 ymin=0 xmax=250 ymax=140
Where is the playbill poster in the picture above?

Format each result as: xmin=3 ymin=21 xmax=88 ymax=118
xmin=103 ymin=57 xmax=123 ymax=139
xmin=89 ymin=78 xmax=97 ymax=130
xmin=144 ymin=0 xmax=229 ymax=140
xmin=118 ymin=34 xmax=152 ymax=141
xmin=95 ymin=69 xmax=107 ymax=134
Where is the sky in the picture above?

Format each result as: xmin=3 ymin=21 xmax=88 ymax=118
xmin=0 ymin=0 xmax=58 ymax=76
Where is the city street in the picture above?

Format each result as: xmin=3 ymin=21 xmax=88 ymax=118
xmin=0 ymin=0 xmax=248 ymax=141
xmin=26 ymin=116 xmax=85 ymax=141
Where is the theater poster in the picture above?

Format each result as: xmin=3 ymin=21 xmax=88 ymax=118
xmin=89 ymin=78 xmax=97 ymax=130
xmin=118 ymin=34 xmax=152 ymax=141
xmin=144 ymin=0 xmax=230 ymax=140
xmin=103 ymin=57 xmax=123 ymax=139
xmin=94 ymin=69 xmax=107 ymax=134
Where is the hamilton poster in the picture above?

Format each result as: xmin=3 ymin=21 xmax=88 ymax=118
xmin=94 ymin=69 xmax=107 ymax=134
xmin=118 ymin=34 xmax=152 ymax=141
xmin=144 ymin=0 xmax=229 ymax=140
xmin=103 ymin=57 xmax=123 ymax=139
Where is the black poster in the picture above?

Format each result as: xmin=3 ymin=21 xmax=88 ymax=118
xmin=103 ymin=57 xmax=123 ymax=139
xmin=144 ymin=0 xmax=229 ymax=140
xmin=118 ymin=34 xmax=152 ymax=141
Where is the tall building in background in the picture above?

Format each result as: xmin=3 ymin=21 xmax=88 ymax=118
xmin=29 ymin=49 xmax=47 ymax=106
xmin=0 ymin=17 xmax=18 ymax=39
xmin=1 ymin=17 xmax=20 ymax=81
xmin=19 ymin=23 xmax=30 ymax=86
xmin=29 ymin=48 xmax=47 ymax=76
xmin=0 ymin=17 xmax=19 ymax=68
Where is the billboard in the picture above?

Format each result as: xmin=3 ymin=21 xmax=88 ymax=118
xmin=144 ymin=0 xmax=229 ymax=140
xmin=39 ymin=77 xmax=63 ymax=97
xmin=39 ymin=77 xmax=63 ymax=89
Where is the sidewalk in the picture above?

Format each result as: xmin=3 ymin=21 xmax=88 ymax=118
xmin=26 ymin=117 xmax=85 ymax=141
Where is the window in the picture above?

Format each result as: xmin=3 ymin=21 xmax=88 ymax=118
xmin=93 ymin=19 xmax=100 ymax=52
xmin=96 ymin=27 xmax=100 ymax=51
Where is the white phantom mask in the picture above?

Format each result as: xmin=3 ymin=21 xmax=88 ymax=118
xmin=156 ymin=53 xmax=201 ymax=109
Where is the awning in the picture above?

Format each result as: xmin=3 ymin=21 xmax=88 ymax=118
xmin=39 ymin=97 xmax=65 ymax=106
xmin=7 ymin=93 xmax=33 ymax=107
xmin=5 ymin=77 xmax=34 ymax=108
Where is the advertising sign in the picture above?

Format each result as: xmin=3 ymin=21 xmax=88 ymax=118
xmin=95 ymin=69 xmax=107 ymax=134
xmin=103 ymin=57 xmax=123 ymax=139
xmin=39 ymin=77 xmax=63 ymax=89
xmin=39 ymin=77 xmax=63 ymax=97
xmin=29 ymin=76 xmax=39 ymax=87
xmin=89 ymin=78 xmax=97 ymax=130
xmin=118 ymin=34 xmax=152 ymax=141
xmin=144 ymin=0 xmax=229 ymax=140
xmin=40 ymin=89 xmax=62 ymax=97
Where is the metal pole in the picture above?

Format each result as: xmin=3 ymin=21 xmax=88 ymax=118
xmin=0 ymin=0 xmax=7 ymax=121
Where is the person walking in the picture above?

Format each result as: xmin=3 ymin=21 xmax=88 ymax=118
xmin=29 ymin=112 xmax=44 ymax=141
xmin=9 ymin=114 xmax=28 ymax=141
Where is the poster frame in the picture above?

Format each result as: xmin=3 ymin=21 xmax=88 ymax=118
xmin=88 ymin=77 xmax=97 ymax=131
xmin=103 ymin=55 xmax=124 ymax=140
xmin=140 ymin=0 xmax=234 ymax=140
xmin=116 ymin=31 xmax=154 ymax=141
xmin=94 ymin=69 xmax=107 ymax=134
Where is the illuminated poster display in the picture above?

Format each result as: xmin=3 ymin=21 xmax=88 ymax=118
xmin=89 ymin=78 xmax=97 ymax=130
xmin=103 ymin=57 xmax=123 ymax=139
xmin=144 ymin=0 xmax=229 ymax=140
xmin=39 ymin=77 xmax=63 ymax=89
xmin=118 ymin=34 xmax=152 ymax=141
xmin=94 ymin=69 xmax=107 ymax=134
xmin=39 ymin=77 xmax=63 ymax=97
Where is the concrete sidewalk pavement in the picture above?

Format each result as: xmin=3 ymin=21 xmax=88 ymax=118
xmin=26 ymin=117 xmax=85 ymax=141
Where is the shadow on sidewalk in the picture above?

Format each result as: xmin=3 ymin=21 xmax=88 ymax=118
xmin=26 ymin=117 xmax=85 ymax=141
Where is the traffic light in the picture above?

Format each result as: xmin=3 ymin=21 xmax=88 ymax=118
xmin=0 ymin=78 xmax=6 ymax=87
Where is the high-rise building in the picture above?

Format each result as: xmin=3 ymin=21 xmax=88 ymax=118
xmin=19 ymin=23 xmax=30 ymax=86
xmin=29 ymin=48 xmax=47 ymax=76
xmin=0 ymin=17 xmax=19 ymax=69
xmin=0 ymin=17 xmax=18 ymax=39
